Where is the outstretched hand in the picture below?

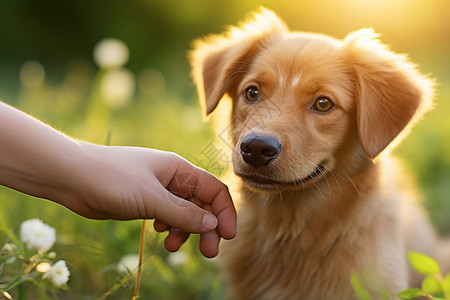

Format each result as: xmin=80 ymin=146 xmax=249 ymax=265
xmin=58 ymin=145 xmax=237 ymax=258
xmin=0 ymin=101 xmax=237 ymax=258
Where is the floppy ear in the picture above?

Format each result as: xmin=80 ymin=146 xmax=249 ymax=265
xmin=189 ymin=8 xmax=287 ymax=116
xmin=344 ymin=29 xmax=434 ymax=159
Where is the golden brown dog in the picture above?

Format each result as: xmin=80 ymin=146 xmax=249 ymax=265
xmin=190 ymin=8 xmax=447 ymax=300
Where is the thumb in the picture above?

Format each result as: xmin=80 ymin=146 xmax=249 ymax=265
xmin=155 ymin=191 xmax=218 ymax=233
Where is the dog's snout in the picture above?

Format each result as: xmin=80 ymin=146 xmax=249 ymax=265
xmin=240 ymin=134 xmax=281 ymax=168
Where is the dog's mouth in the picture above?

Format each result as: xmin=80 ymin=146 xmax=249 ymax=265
xmin=236 ymin=162 xmax=326 ymax=191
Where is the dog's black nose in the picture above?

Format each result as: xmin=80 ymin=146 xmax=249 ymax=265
xmin=240 ymin=134 xmax=281 ymax=168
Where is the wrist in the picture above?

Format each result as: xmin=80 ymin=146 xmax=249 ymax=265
xmin=49 ymin=140 xmax=99 ymax=207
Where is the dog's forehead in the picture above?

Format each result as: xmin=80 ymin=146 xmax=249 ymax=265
xmin=253 ymin=34 xmax=345 ymax=78
xmin=243 ymin=34 xmax=354 ymax=108
xmin=235 ymin=35 xmax=355 ymax=113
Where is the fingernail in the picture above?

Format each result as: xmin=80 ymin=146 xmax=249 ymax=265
xmin=202 ymin=214 xmax=218 ymax=231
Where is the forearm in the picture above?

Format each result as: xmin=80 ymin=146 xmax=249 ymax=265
xmin=0 ymin=101 xmax=82 ymax=201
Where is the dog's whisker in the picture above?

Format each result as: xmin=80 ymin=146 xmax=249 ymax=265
xmin=311 ymin=159 xmax=335 ymax=203
xmin=264 ymin=192 xmax=274 ymax=207
xmin=291 ymin=164 xmax=309 ymax=191
xmin=277 ymin=189 xmax=283 ymax=204
xmin=287 ymin=188 xmax=295 ymax=199
xmin=226 ymin=60 xmax=254 ymax=79
xmin=330 ymin=170 xmax=344 ymax=208
xmin=227 ymin=70 xmax=249 ymax=79
xmin=300 ymin=159 xmax=328 ymax=201
xmin=321 ymin=164 xmax=344 ymax=208
xmin=309 ymin=175 xmax=327 ymax=201
xmin=232 ymin=60 xmax=253 ymax=66
xmin=334 ymin=168 xmax=361 ymax=197
xmin=327 ymin=171 xmax=342 ymax=210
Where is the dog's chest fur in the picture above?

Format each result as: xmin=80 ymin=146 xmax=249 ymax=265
xmin=220 ymin=164 xmax=409 ymax=300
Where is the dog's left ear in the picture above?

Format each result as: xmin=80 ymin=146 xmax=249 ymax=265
xmin=189 ymin=8 xmax=287 ymax=116
xmin=344 ymin=29 xmax=434 ymax=160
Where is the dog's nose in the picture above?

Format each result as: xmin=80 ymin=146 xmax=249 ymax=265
xmin=240 ymin=134 xmax=281 ymax=168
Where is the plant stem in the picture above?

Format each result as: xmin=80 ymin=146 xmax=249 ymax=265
xmin=132 ymin=220 xmax=146 ymax=299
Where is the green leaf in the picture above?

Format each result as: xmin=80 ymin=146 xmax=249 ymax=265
xmin=422 ymin=275 xmax=442 ymax=295
xmin=443 ymin=274 xmax=450 ymax=297
xmin=407 ymin=252 xmax=441 ymax=275
xmin=397 ymin=288 xmax=422 ymax=299
xmin=350 ymin=271 xmax=373 ymax=300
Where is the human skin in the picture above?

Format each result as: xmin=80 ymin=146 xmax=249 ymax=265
xmin=0 ymin=101 xmax=236 ymax=257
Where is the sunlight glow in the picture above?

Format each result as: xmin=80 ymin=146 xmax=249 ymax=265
xmin=277 ymin=0 xmax=443 ymax=50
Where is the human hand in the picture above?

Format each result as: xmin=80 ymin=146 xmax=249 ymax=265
xmin=58 ymin=144 xmax=236 ymax=258
xmin=0 ymin=102 xmax=236 ymax=257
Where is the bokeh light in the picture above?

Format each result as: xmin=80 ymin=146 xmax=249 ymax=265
xmin=100 ymin=68 xmax=135 ymax=109
xmin=93 ymin=38 xmax=130 ymax=69
xmin=19 ymin=60 xmax=45 ymax=88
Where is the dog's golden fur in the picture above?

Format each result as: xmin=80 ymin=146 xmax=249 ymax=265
xmin=190 ymin=8 xmax=447 ymax=300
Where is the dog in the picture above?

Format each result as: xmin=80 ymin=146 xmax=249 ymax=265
xmin=190 ymin=8 xmax=448 ymax=300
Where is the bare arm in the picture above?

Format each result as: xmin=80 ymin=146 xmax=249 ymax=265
xmin=0 ymin=101 xmax=236 ymax=257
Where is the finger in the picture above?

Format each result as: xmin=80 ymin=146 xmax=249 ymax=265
xmin=154 ymin=189 xmax=218 ymax=233
xmin=200 ymin=202 xmax=233 ymax=240
xmin=164 ymin=228 xmax=190 ymax=252
xmin=147 ymin=182 xmax=218 ymax=233
xmin=199 ymin=230 xmax=221 ymax=258
xmin=166 ymin=162 xmax=237 ymax=239
xmin=209 ymin=187 xmax=237 ymax=240
xmin=153 ymin=220 xmax=169 ymax=232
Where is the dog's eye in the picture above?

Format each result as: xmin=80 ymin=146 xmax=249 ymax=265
xmin=313 ymin=97 xmax=334 ymax=112
xmin=244 ymin=86 xmax=260 ymax=103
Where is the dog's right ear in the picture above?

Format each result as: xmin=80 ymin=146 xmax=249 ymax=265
xmin=189 ymin=8 xmax=287 ymax=116
xmin=344 ymin=29 xmax=434 ymax=160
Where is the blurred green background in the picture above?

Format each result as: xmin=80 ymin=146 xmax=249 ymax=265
xmin=0 ymin=0 xmax=449 ymax=298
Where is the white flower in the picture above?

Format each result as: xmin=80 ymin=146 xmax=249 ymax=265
xmin=100 ymin=68 xmax=135 ymax=109
xmin=20 ymin=219 xmax=56 ymax=251
xmin=3 ymin=243 xmax=17 ymax=263
xmin=117 ymin=254 xmax=140 ymax=274
xmin=44 ymin=260 xmax=70 ymax=287
xmin=167 ymin=251 xmax=189 ymax=267
xmin=3 ymin=243 xmax=17 ymax=252
xmin=93 ymin=38 xmax=129 ymax=69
